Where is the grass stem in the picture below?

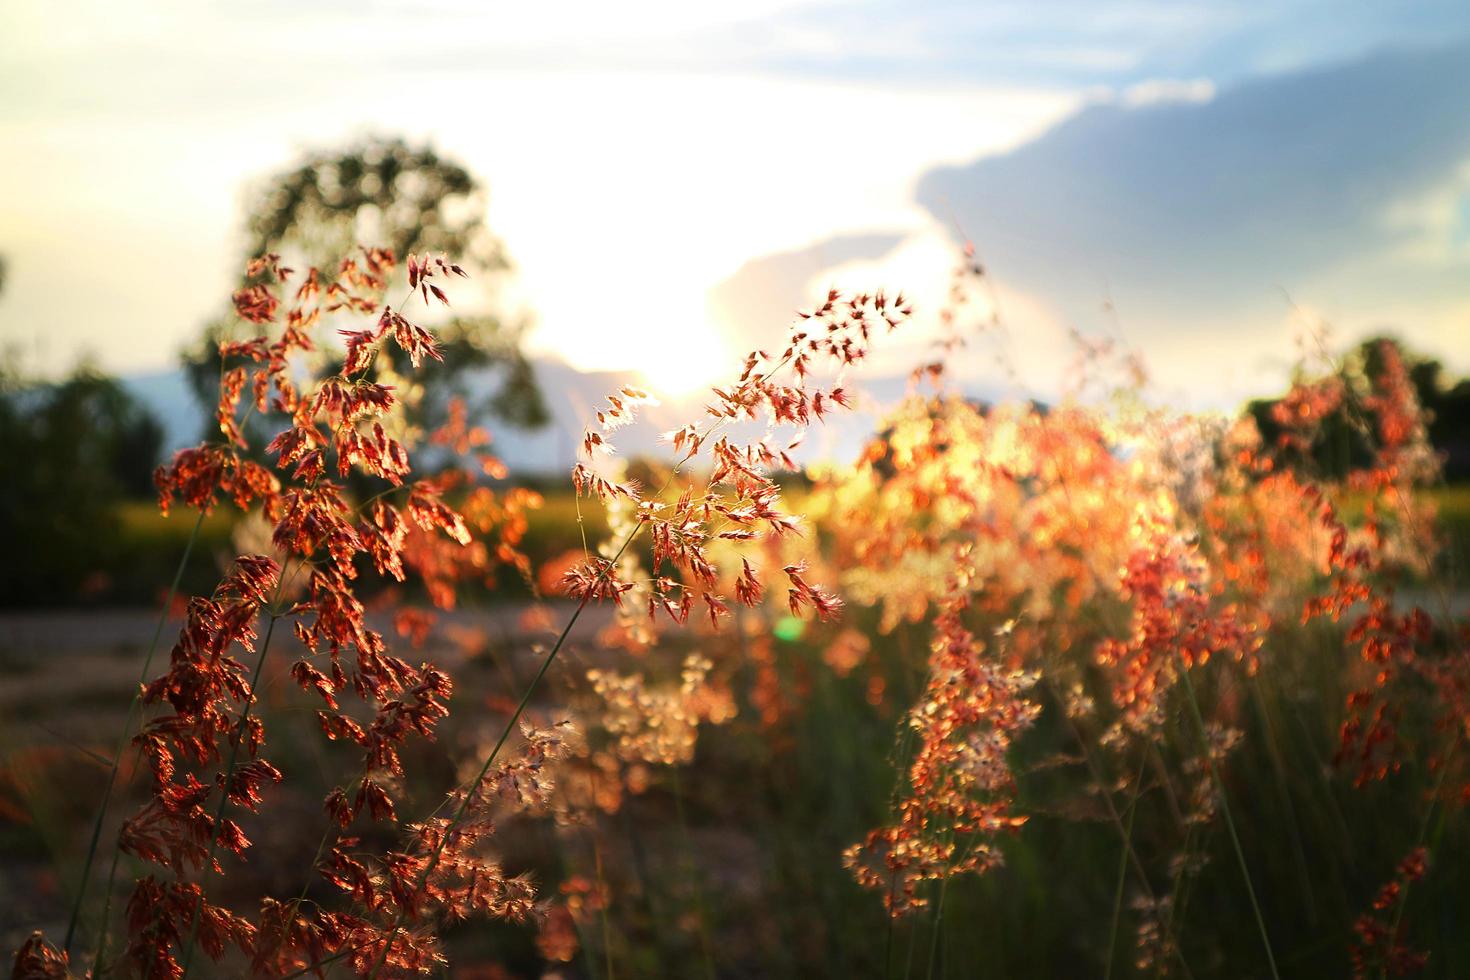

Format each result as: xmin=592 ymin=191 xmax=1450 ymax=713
xmin=1174 ymin=655 xmax=1281 ymax=980
xmin=68 ymin=507 xmax=204 ymax=963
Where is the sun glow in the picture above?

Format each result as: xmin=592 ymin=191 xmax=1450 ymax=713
xmin=633 ymin=319 xmax=733 ymax=400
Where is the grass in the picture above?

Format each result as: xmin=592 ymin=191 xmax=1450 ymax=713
xmin=1431 ymin=483 xmax=1470 ymax=579
xmin=8 ymin=480 xmax=1461 ymax=611
xmin=6 ymin=473 xmax=1469 ymax=976
xmin=7 ymin=553 xmax=1469 ymax=977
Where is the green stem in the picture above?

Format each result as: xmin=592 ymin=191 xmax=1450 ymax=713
xmin=924 ymin=874 xmax=950 ymax=980
xmin=1174 ymin=655 xmax=1280 ymax=980
xmin=1104 ymin=762 xmax=1145 ymax=980
xmin=1249 ymin=674 xmax=1320 ymax=926
xmin=621 ymin=784 xmax=671 ymax=973
xmin=883 ymin=703 xmax=921 ymax=979
xmin=362 ymin=528 xmax=634 ymax=980
xmin=902 ymin=911 xmax=920 ymax=980
xmin=670 ymin=765 xmax=717 ymax=980
xmin=593 ymin=832 xmax=616 ymax=980
xmin=1379 ymin=736 xmax=1459 ymax=980
xmin=1043 ymin=678 xmax=1192 ymax=978
xmin=69 ymin=507 xmax=205 ymax=961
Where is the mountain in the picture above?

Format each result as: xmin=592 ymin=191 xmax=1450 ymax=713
xmin=121 ymin=356 xmax=979 ymax=477
xmin=120 ymin=369 xmax=201 ymax=456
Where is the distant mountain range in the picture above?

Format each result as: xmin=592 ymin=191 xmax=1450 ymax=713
xmin=122 ymin=357 xmax=1004 ymax=477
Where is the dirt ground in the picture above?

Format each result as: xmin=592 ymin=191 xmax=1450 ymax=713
xmin=0 ymin=603 xmax=612 ymax=724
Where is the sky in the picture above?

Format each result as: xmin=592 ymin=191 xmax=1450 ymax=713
xmin=3 ymin=1 xmax=1469 ymax=409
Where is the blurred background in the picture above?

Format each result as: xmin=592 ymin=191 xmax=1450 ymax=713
xmin=5 ymin=0 xmax=1470 ymax=593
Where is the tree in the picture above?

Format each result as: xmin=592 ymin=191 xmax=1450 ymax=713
xmin=1247 ymin=335 xmax=1470 ymax=481
xmin=183 ymin=135 xmax=546 ymax=451
xmin=0 ymin=363 xmax=165 ymax=604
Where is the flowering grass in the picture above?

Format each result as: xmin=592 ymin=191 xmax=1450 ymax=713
xmin=4 ymin=242 xmax=1469 ymax=980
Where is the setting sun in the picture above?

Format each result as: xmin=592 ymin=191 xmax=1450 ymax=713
xmin=633 ymin=319 xmax=733 ymax=400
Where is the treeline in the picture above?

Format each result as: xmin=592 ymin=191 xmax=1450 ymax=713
xmin=2 ymin=334 xmax=1466 ymax=607
xmin=1247 ymin=335 xmax=1470 ymax=481
xmin=0 ymin=365 xmax=164 ymax=604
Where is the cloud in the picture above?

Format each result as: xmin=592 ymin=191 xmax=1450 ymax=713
xmin=919 ymin=38 xmax=1470 ymax=293
xmin=706 ymin=232 xmax=906 ymax=350
xmin=1117 ymin=77 xmax=1215 ymax=107
xmin=911 ymin=37 xmax=1470 ymax=378
xmin=709 ymin=38 xmax=1470 ymax=408
xmin=704 ymin=221 xmax=1086 ymax=403
xmin=9 ymin=0 xmax=1470 ymax=396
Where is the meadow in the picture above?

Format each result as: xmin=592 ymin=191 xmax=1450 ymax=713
xmin=4 ymin=246 xmax=1469 ymax=980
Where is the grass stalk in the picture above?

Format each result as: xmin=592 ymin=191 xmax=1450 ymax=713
xmin=179 ymin=598 xmax=285 ymax=978
xmin=669 ymin=765 xmax=718 ymax=980
xmin=67 ymin=507 xmax=205 ymax=960
xmin=356 ymin=395 xmax=755 ymax=979
xmin=1104 ymin=761 xmax=1145 ymax=980
xmin=924 ymin=872 xmax=950 ymax=980
xmin=360 ymin=520 xmax=633 ymax=979
xmin=593 ymin=833 xmax=616 ymax=980
xmin=1174 ymin=655 xmax=1281 ymax=980
xmin=1379 ymin=736 xmax=1459 ymax=980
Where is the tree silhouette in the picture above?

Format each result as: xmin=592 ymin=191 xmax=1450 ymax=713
xmin=1247 ymin=335 xmax=1470 ymax=481
xmin=183 ymin=136 xmax=546 ymax=450
xmin=0 ymin=363 xmax=165 ymax=604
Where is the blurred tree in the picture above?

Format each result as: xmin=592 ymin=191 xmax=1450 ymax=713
xmin=1247 ymin=335 xmax=1470 ymax=481
xmin=1424 ymin=373 xmax=1470 ymax=484
xmin=0 ymin=362 xmax=165 ymax=605
xmin=183 ymin=135 xmax=546 ymax=452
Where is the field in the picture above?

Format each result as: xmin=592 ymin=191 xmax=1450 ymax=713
xmin=4 ymin=255 xmax=1470 ymax=980
xmin=101 ymin=483 xmax=1470 ymax=606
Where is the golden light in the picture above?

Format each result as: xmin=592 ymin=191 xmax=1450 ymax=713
xmin=634 ymin=318 xmax=733 ymax=400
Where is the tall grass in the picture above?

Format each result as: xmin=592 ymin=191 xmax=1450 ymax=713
xmin=6 ymin=244 xmax=1468 ymax=980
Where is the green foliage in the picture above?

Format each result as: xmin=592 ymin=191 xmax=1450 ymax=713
xmin=0 ymin=363 xmax=165 ymax=605
xmin=627 ymin=614 xmax=1470 ymax=978
xmin=243 ymin=137 xmax=503 ymax=272
xmin=182 ymin=135 xmax=546 ymax=446
xmin=1248 ymin=335 xmax=1470 ymax=480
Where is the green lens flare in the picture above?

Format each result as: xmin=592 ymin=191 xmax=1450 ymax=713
xmin=773 ymin=616 xmax=805 ymax=642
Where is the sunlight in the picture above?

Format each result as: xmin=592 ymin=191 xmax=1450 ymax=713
xmin=634 ymin=318 xmax=732 ymax=400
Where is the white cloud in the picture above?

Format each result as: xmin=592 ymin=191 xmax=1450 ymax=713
xmin=5 ymin=0 xmax=1470 ymax=398
xmin=0 ymin=41 xmax=1075 ymax=377
xmin=1120 ymin=77 xmax=1216 ymax=106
